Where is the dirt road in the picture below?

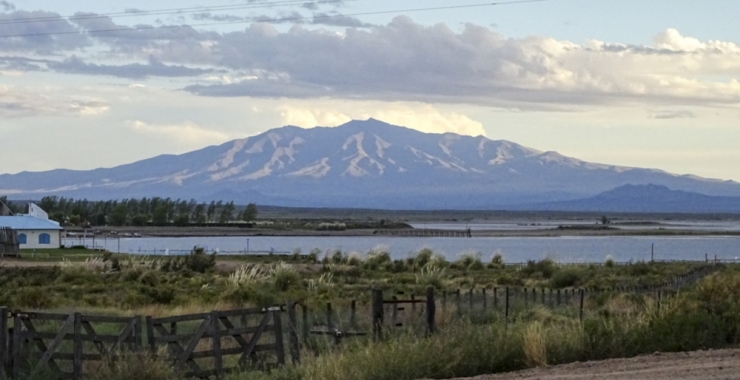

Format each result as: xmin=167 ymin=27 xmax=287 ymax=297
xmin=440 ymin=349 xmax=740 ymax=380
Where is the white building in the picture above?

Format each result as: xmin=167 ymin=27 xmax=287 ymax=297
xmin=0 ymin=204 xmax=63 ymax=249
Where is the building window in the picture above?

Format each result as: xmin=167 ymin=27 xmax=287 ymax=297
xmin=18 ymin=233 xmax=27 ymax=245
xmin=39 ymin=233 xmax=51 ymax=245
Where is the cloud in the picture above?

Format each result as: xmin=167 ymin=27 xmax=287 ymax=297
xmin=276 ymin=101 xmax=486 ymax=136
xmin=0 ymin=85 xmax=109 ymax=118
xmin=649 ymin=109 xmax=697 ymax=119
xmin=127 ymin=120 xmax=231 ymax=145
xmin=6 ymin=11 xmax=740 ymax=110
xmin=192 ymin=12 xmax=247 ymax=22
xmin=311 ymin=12 xmax=373 ymax=28
xmin=0 ymin=11 xmax=89 ymax=53
xmin=0 ymin=56 xmax=45 ymax=72
xmin=47 ymin=55 xmax=214 ymax=79
xmin=175 ymin=19 xmax=740 ymax=108
xmin=0 ymin=1 xmax=14 ymax=11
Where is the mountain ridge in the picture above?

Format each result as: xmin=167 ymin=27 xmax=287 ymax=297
xmin=526 ymin=184 xmax=740 ymax=213
xmin=2 ymin=119 xmax=740 ymax=210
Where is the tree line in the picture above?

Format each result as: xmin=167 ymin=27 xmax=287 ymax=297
xmin=0 ymin=196 xmax=257 ymax=227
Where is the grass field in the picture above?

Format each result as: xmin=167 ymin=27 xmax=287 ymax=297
xmin=2 ymin=247 xmax=737 ymax=380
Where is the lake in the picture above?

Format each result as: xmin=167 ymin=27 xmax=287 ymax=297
xmin=66 ymin=235 xmax=740 ymax=263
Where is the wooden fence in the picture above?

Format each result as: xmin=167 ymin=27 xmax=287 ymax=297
xmin=0 ymin=304 xmax=299 ymax=380
xmin=0 ymin=227 xmax=19 ymax=257
xmin=0 ymin=264 xmax=724 ymax=378
xmin=296 ymin=264 xmax=722 ymax=343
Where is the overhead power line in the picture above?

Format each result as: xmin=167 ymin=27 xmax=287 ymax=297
xmin=0 ymin=0 xmax=549 ymax=39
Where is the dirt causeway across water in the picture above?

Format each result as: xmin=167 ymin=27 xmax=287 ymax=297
xmin=435 ymin=349 xmax=740 ymax=380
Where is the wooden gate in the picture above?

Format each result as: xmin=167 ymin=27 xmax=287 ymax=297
xmin=0 ymin=227 xmax=19 ymax=257
xmin=11 ymin=311 xmax=142 ymax=379
xmin=147 ymin=306 xmax=297 ymax=378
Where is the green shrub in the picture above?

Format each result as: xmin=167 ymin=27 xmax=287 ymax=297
xmin=522 ymin=258 xmax=558 ymax=279
xmin=488 ymin=253 xmax=505 ymax=270
xmin=550 ymin=269 xmax=582 ymax=288
xmin=138 ymin=270 xmax=161 ymax=287
xmin=15 ymin=287 xmax=56 ymax=309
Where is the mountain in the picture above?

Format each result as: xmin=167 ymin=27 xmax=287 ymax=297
xmin=2 ymin=119 xmax=740 ymax=210
xmin=527 ymin=184 xmax=740 ymax=213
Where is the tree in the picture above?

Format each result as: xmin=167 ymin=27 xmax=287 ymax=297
xmin=131 ymin=214 xmax=149 ymax=226
xmin=69 ymin=215 xmax=82 ymax=226
xmin=152 ymin=204 xmax=169 ymax=226
xmin=94 ymin=213 xmax=107 ymax=226
xmin=218 ymin=201 xmax=235 ymax=224
xmin=109 ymin=203 xmax=128 ymax=226
xmin=242 ymin=203 xmax=258 ymax=222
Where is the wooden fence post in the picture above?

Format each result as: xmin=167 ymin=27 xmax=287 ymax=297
xmin=286 ymin=301 xmax=300 ymax=364
xmin=211 ymin=311 xmax=223 ymax=376
xmin=482 ymin=288 xmax=487 ymax=311
xmin=301 ymin=304 xmax=309 ymax=343
xmin=73 ymin=312 xmax=82 ymax=380
xmin=541 ymin=288 xmax=545 ymax=305
xmin=442 ymin=290 xmax=447 ymax=311
xmin=468 ymin=289 xmax=474 ymax=311
xmin=411 ymin=294 xmax=417 ymax=314
xmin=326 ymin=303 xmax=333 ymax=330
xmin=146 ymin=316 xmax=156 ymax=354
xmin=579 ymin=289 xmax=584 ymax=322
xmin=272 ymin=310 xmax=286 ymax=366
xmin=372 ymin=289 xmax=384 ymax=340
xmin=12 ymin=312 xmax=20 ymax=379
xmin=493 ymin=287 xmax=498 ymax=309
xmin=524 ymin=288 xmax=528 ymax=307
xmin=557 ymin=289 xmax=561 ymax=306
xmin=455 ymin=289 xmax=461 ymax=316
xmin=426 ymin=287 xmax=436 ymax=335
xmin=0 ymin=307 xmax=6 ymax=378
xmin=505 ymin=287 xmax=510 ymax=323
xmin=135 ymin=315 xmax=143 ymax=351
xmin=350 ymin=300 xmax=357 ymax=328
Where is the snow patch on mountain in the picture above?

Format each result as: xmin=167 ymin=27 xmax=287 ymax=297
xmin=240 ymin=137 xmax=304 ymax=180
xmin=374 ymin=135 xmax=391 ymax=158
xmin=288 ymin=158 xmax=331 ymax=178
xmin=209 ymin=138 xmax=249 ymax=171
xmin=210 ymin=161 xmax=250 ymax=181
xmin=342 ymin=132 xmax=386 ymax=177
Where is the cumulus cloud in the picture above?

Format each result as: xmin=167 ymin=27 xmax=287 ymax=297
xmin=176 ymin=19 xmax=740 ymax=108
xmin=127 ymin=120 xmax=231 ymax=145
xmin=47 ymin=55 xmax=214 ymax=78
xmin=276 ymin=102 xmax=486 ymax=136
xmin=0 ymin=85 xmax=109 ymax=118
xmin=4 ymin=10 xmax=740 ymax=110
xmin=0 ymin=11 xmax=89 ymax=52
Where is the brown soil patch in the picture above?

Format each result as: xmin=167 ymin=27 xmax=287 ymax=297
xmin=436 ymin=349 xmax=740 ymax=380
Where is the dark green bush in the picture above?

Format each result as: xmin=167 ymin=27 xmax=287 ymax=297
xmin=550 ymin=269 xmax=582 ymax=288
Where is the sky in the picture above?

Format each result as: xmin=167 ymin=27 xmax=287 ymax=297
xmin=1 ymin=0 xmax=740 ymax=181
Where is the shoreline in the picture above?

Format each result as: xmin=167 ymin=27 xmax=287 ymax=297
xmin=63 ymin=226 xmax=740 ymax=238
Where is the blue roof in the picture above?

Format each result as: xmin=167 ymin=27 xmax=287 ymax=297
xmin=0 ymin=216 xmax=63 ymax=230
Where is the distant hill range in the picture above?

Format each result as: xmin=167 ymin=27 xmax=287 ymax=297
xmin=525 ymin=184 xmax=740 ymax=214
xmin=2 ymin=119 xmax=740 ymax=212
